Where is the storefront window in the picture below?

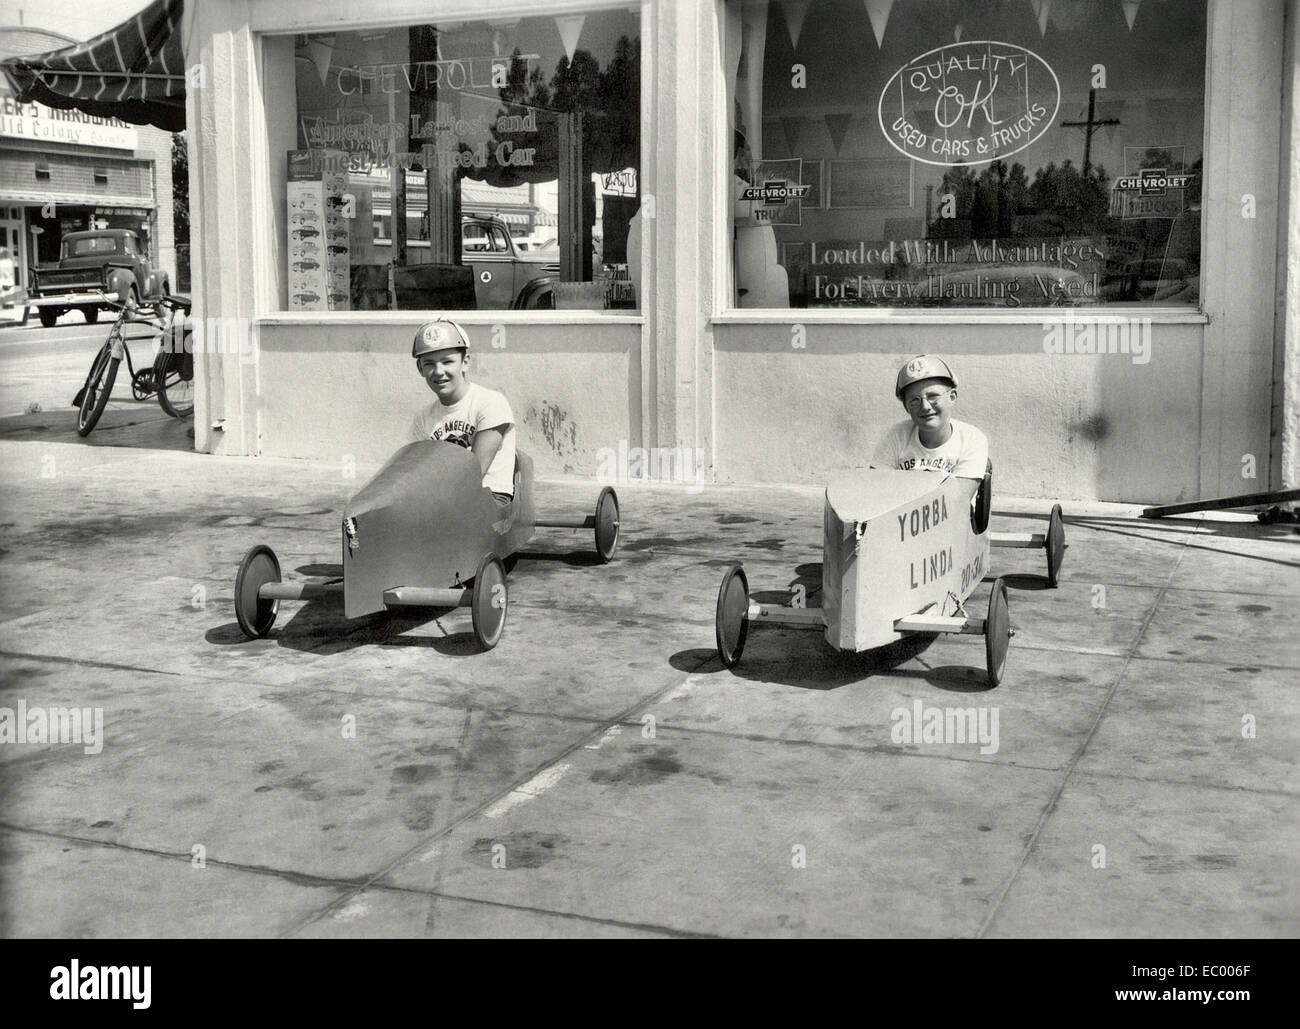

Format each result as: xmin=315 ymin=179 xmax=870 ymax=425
xmin=725 ymin=0 xmax=1206 ymax=309
xmin=285 ymin=8 xmax=640 ymax=312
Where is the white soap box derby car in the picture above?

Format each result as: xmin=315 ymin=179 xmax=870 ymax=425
xmin=714 ymin=463 xmax=1064 ymax=686
xmin=234 ymin=441 xmax=620 ymax=649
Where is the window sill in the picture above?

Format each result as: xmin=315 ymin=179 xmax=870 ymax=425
xmin=258 ymin=310 xmax=645 ymax=326
xmin=711 ymin=307 xmax=1210 ymax=326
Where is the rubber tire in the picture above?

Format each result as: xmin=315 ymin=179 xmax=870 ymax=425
xmin=235 ymin=544 xmax=281 ymax=638
xmin=154 ymin=348 xmax=194 ymax=418
xmin=715 ymin=563 xmax=750 ymax=669
xmin=82 ymin=306 xmax=99 ymax=325
xmin=39 ymin=307 xmax=59 ymax=328
xmin=1045 ymin=503 xmax=1065 ymax=588
xmin=985 ymin=577 xmax=1011 ymax=688
xmin=470 ymin=553 xmax=508 ymax=650
xmin=972 ymin=463 xmax=993 ymax=535
xmin=594 ymin=486 xmax=620 ymax=563
xmin=76 ymin=347 xmax=119 ymax=436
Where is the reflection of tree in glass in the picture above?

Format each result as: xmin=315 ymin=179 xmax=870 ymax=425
xmin=457 ymin=39 xmax=640 ymax=189
xmin=929 ymin=159 xmax=1110 ymax=238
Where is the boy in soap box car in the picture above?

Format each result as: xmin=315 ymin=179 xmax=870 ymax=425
xmin=872 ymin=354 xmax=988 ymax=481
xmin=408 ymin=319 xmax=516 ymax=507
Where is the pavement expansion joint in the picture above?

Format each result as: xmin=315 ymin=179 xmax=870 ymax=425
xmin=282 ymin=652 xmax=719 ymax=937
xmin=975 ymin=532 xmax=1194 ymax=939
xmin=0 ymin=648 xmax=185 ymax=677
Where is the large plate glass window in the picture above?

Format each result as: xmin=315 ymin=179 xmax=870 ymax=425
xmin=724 ymin=0 xmax=1206 ymax=309
xmin=286 ymin=8 xmax=640 ymax=312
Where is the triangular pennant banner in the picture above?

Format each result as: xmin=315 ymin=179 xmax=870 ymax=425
xmin=1030 ymin=0 xmax=1050 ymax=38
xmin=555 ymin=15 xmax=585 ymax=62
xmin=1094 ymin=99 xmax=1124 ymax=145
xmin=954 ymin=22 xmax=963 ymax=42
xmin=1122 ymin=0 xmax=1141 ymax=31
xmin=781 ymin=0 xmax=812 ymax=49
xmin=308 ymin=38 xmax=333 ymax=87
xmin=825 ymin=113 xmax=853 ymax=155
xmin=863 ymin=0 xmax=894 ymax=49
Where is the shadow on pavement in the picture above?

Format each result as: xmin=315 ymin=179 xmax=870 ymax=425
xmin=666 ymin=631 xmax=982 ymax=692
xmin=0 ymin=404 xmax=193 ymax=452
xmin=205 ymin=598 xmax=488 ymax=658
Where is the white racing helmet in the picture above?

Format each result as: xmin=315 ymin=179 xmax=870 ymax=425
xmin=412 ymin=318 xmax=471 ymax=359
xmin=895 ymin=354 xmax=957 ymax=399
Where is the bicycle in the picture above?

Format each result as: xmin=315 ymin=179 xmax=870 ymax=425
xmin=73 ymin=292 xmax=193 ymax=436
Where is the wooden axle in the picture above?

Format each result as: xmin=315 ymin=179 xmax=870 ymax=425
xmin=535 ymin=515 xmax=599 ymax=529
xmin=893 ymin=613 xmax=988 ymax=635
xmin=989 ymin=531 xmax=1046 ymax=548
xmin=258 ymin=580 xmax=472 ymax=609
xmin=259 ymin=579 xmax=342 ymax=601
xmin=382 ymin=586 xmax=471 ymax=608
xmin=741 ymin=602 xmax=997 ymax=638
xmin=746 ymin=602 xmax=826 ymax=629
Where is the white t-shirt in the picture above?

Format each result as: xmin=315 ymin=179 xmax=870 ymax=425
xmin=409 ymin=382 xmax=517 ymax=496
xmin=871 ymin=418 xmax=989 ymax=479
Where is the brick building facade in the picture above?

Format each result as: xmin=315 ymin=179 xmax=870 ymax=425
xmin=0 ymin=25 xmax=175 ymax=308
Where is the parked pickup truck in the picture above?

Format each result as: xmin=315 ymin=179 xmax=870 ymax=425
xmin=461 ymin=213 xmax=559 ymax=310
xmin=28 ymin=229 xmax=170 ymax=328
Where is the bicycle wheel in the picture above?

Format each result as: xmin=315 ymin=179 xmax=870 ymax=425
xmin=154 ymin=347 xmax=194 ymax=418
xmin=77 ymin=345 xmax=120 ymax=436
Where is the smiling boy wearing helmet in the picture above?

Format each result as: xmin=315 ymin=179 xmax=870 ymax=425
xmin=871 ymin=355 xmax=988 ymax=480
xmin=409 ymin=319 xmax=517 ymax=505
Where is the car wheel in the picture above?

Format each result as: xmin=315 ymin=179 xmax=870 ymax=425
xmin=38 ymin=307 xmax=59 ymax=328
xmin=82 ymin=306 xmax=99 ymax=325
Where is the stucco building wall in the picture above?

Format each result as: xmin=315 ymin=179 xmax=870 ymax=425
xmin=182 ymin=0 xmax=1294 ymax=503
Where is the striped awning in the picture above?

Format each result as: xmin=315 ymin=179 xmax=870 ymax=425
xmin=0 ymin=0 xmax=185 ymax=132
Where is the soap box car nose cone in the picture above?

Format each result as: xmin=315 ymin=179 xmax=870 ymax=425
xmin=342 ymin=441 xmax=530 ymax=619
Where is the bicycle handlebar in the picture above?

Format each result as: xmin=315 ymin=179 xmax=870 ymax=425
xmin=101 ymin=291 xmax=192 ymax=315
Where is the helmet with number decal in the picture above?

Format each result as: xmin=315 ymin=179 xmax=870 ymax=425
xmin=412 ymin=318 xmax=471 ymax=359
xmin=895 ymin=354 xmax=957 ymax=399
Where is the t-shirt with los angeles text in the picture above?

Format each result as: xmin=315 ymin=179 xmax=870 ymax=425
xmin=408 ymin=381 xmax=516 ymax=496
xmin=871 ymin=418 xmax=989 ymax=479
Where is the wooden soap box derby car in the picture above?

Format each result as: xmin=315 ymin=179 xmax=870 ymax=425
xmin=714 ymin=462 xmax=1064 ymax=686
xmin=234 ymin=442 xmax=620 ymax=650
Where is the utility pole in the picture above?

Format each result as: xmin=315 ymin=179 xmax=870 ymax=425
xmin=1060 ymin=88 xmax=1120 ymax=178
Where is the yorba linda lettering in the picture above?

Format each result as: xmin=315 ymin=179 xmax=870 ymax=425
xmin=898 ymin=494 xmax=955 ymax=589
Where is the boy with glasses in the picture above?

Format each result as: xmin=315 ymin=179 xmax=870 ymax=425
xmin=871 ymin=355 xmax=988 ymax=480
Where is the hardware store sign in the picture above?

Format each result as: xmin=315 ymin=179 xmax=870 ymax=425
xmin=0 ymin=93 xmax=138 ymax=150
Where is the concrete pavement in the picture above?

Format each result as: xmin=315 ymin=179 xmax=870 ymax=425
xmin=0 ymin=418 xmax=1296 ymax=937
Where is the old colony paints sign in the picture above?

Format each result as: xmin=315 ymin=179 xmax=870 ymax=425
xmin=878 ymin=41 xmax=1059 ymax=166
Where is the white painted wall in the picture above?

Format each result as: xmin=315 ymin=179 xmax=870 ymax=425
xmin=181 ymin=0 xmax=1291 ymax=505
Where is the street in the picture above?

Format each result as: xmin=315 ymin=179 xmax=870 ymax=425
xmin=0 ymin=316 xmax=187 ymax=445
xmin=0 ymin=336 xmax=1296 ymax=938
